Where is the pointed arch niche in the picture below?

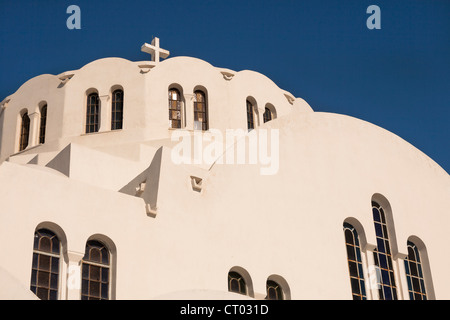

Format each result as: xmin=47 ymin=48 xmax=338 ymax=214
xmin=403 ymin=235 xmax=435 ymax=300
xmin=371 ymin=193 xmax=401 ymax=300
xmin=343 ymin=217 xmax=370 ymax=300
xmin=227 ymin=266 xmax=254 ymax=298
xmin=168 ymin=83 xmax=185 ymax=129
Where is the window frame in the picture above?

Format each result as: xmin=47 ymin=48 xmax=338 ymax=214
xmin=343 ymin=222 xmax=367 ymax=300
xmin=372 ymin=201 xmax=398 ymax=300
xmin=85 ymin=92 xmax=100 ymax=134
xmin=168 ymin=88 xmax=182 ymax=129
xmin=39 ymin=104 xmax=47 ymax=144
xmin=263 ymin=107 xmax=272 ymax=123
xmin=81 ymin=240 xmax=111 ymax=300
xmin=265 ymin=279 xmax=284 ymax=300
xmin=404 ymin=241 xmax=427 ymax=300
xmin=193 ymin=90 xmax=208 ymax=131
xmin=111 ymin=89 xmax=124 ymax=130
xmin=19 ymin=111 xmax=30 ymax=151
xmin=228 ymin=271 xmax=247 ymax=296
xmin=30 ymin=228 xmax=61 ymax=300
xmin=246 ymin=100 xmax=255 ymax=131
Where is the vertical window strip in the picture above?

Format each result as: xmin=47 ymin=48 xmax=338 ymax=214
xmin=194 ymin=90 xmax=208 ymax=131
xmin=246 ymin=100 xmax=254 ymax=130
xmin=86 ymin=93 xmax=99 ymax=133
xmin=81 ymin=240 xmax=110 ymax=300
xmin=168 ymin=89 xmax=182 ymax=129
xmin=19 ymin=112 xmax=30 ymax=151
xmin=404 ymin=241 xmax=427 ymax=300
xmin=343 ymin=222 xmax=367 ymax=300
xmin=266 ymin=280 xmax=283 ymax=300
xmin=263 ymin=107 xmax=272 ymax=123
xmin=39 ymin=105 xmax=47 ymax=144
xmin=30 ymin=229 xmax=60 ymax=300
xmin=111 ymin=90 xmax=123 ymax=130
xmin=228 ymin=271 xmax=247 ymax=295
xmin=372 ymin=201 xmax=397 ymax=300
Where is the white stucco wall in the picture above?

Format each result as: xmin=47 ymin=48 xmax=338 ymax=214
xmin=0 ymin=54 xmax=447 ymax=300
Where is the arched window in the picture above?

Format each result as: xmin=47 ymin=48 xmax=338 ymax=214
xmin=263 ymin=107 xmax=272 ymax=123
xmin=30 ymin=229 xmax=60 ymax=300
xmin=372 ymin=201 xmax=397 ymax=300
xmin=81 ymin=240 xmax=110 ymax=300
xmin=39 ymin=104 xmax=47 ymax=144
xmin=168 ymin=88 xmax=182 ymax=129
xmin=265 ymin=280 xmax=284 ymax=300
xmin=404 ymin=241 xmax=427 ymax=300
xmin=246 ymin=100 xmax=255 ymax=131
xmin=228 ymin=271 xmax=247 ymax=295
xmin=111 ymin=89 xmax=123 ymax=130
xmin=343 ymin=222 xmax=366 ymax=300
xmin=86 ymin=93 xmax=100 ymax=133
xmin=194 ymin=90 xmax=208 ymax=131
xmin=19 ymin=112 xmax=30 ymax=151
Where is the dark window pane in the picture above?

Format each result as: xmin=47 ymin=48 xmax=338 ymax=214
xmin=379 ymin=208 xmax=386 ymax=223
xmin=51 ymin=257 xmax=59 ymax=273
xmin=381 ymin=269 xmax=390 ymax=285
xmin=101 ymin=283 xmax=109 ymax=299
xmin=358 ymin=263 xmax=364 ymax=278
xmin=376 ymin=237 xmax=385 ymax=253
xmin=344 ymin=229 xmax=353 ymax=244
xmin=379 ymin=254 xmax=388 ymax=269
xmin=230 ymin=279 xmax=239 ymax=293
xmin=383 ymin=286 xmax=392 ymax=300
xmin=412 ymin=277 xmax=420 ymax=291
xmin=348 ymin=261 xmax=358 ymax=277
xmin=374 ymin=223 xmax=383 ymax=238
xmin=389 ymin=271 xmax=396 ymax=287
xmin=89 ymin=281 xmax=100 ymax=297
xmin=102 ymin=268 xmax=109 ymax=283
xmin=410 ymin=262 xmax=418 ymax=277
xmin=346 ymin=245 xmax=356 ymax=261
xmin=37 ymin=287 xmax=48 ymax=300
xmin=82 ymin=279 xmax=89 ymax=295
xmin=406 ymin=276 xmax=412 ymax=291
xmin=267 ymin=287 xmax=277 ymax=300
xmin=50 ymin=273 xmax=58 ymax=290
xmin=32 ymin=253 xmax=38 ymax=269
xmin=360 ymin=280 xmax=366 ymax=296
xmin=38 ymin=255 xmax=51 ymax=271
xmin=350 ymin=278 xmax=360 ymax=294
xmin=37 ymin=271 xmax=50 ymax=287
xmin=372 ymin=208 xmax=381 ymax=222
xmin=20 ymin=112 xmax=30 ymax=151
xmin=49 ymin=290 xmax=57 ymax=300
xmin=31 ymin=270 xmax=37 ymax=285
xmin=52 ymin=237 xmax=60 ymax=254
xmin=385 ymin=240 xmax=391 ymax=254
xmin=82 ymin=264 xmax=89 ymax=279
xmin=89 ymin=248 xmax=101 ymax=263
xmin=90 ymin=265 xmax=101 ymax=281
xmin=39 ymin=237 xmax=52 ymax=252
xmin=111 ymin=90 xmax=124 ymax=130
xmin=382 ymin=225 xmax=388 ymax=238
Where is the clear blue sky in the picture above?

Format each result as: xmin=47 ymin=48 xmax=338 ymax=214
xmin=0 ymin=0 xmax=449 ymax=173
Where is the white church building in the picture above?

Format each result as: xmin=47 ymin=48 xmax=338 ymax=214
xmin=0 ymin=38 xmax=448 ymax=300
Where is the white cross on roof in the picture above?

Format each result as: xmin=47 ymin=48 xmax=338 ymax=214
xmin=141 ymin=37 xmax=170 ymax=63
